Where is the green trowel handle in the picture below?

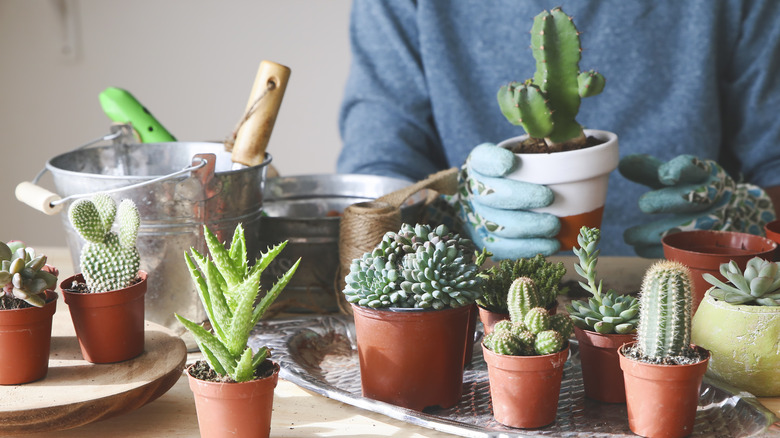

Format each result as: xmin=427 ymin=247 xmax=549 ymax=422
xmin=99 ymin=87 xmax=176 ymax=143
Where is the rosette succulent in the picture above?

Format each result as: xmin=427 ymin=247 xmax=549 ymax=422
xmin=566 ymin=226 xmax=639 ymax=334
xmin=0 ymin=241 xmax=58 ymax=308
xmin=477 ymin=254 xmax=566 ymax=313
xmin=342 ymin=223 xmax=483 ymax=309
xmin=703 ymin=257 xmax=780 ymax=306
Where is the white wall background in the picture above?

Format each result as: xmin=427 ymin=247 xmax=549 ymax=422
xmin=0 ymin=0 xmax=352 ymax=247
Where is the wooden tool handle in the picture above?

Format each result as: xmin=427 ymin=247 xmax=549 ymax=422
xmin=15 ymin=182 xmax=64 ymax=215
xmin=231 ymin=60 xmax=291 ymax=167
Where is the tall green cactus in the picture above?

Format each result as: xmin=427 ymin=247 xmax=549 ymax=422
xmin=637 ymin=260 xmax=694 ymax=360
xmin=506 ymin=277 xmax=543 ymax=322
xmin=69 ymin=194 xmax=140 ymax=293
xmin=498 ymin=7 xmax=605 ymax=151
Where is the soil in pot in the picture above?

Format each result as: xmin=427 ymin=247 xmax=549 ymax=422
xmin=0 ymin=291 xmax=58 ymax=385
xmin=573 ymin=327 xmax=635 ymax=403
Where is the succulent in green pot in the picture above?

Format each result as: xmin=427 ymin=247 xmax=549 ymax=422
xmin=0 ymin=241 xmax=58 ymax=308
xmin=566 ymin=226 xmax=639 ymax=334
xmin=477 ymin=254 xmax=567 ymax=313
xmin=703 ymin=257 xmax=780 ymax=306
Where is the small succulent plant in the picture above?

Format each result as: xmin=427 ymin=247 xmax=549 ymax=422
xmin=68 ymin=194 xmax=140 ymax=293
xmin=0 ymin=241 xmax=58 ymax=308
xmin=176 ymin=224 xmax=300 ymax=383
xmin=483 ymin=277 xmax=573 ymax=356
xmin=477 ymin=254 xmax=567 ymax=313
xmin=703 ymin=257 xmax=780 ymax=306
xmin=497 ymin=7 xmax=605 ymax=152
xmin=566 ymin=227 xmax=639 ymax=334
xmin=634 ymin=260 xmax=698 ymax=363
xmin=342 ymin=223 xmax=483 ymax=310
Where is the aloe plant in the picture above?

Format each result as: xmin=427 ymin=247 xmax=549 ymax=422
xmin=703 ymin=257 xmax=780 ymax=306
xmin=176 ymin=224 xmax=299 ymax=383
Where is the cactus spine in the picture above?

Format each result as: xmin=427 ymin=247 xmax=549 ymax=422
xmin=497 ymin=7 xmax=605 ymax=151
xmin=637 ymin=260 xmax=694 ymax=359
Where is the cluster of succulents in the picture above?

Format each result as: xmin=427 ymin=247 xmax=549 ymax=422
xmin=483 ymin=277 xmax=573 ymax=356
xmin=176 ymin=224 xmax=299 ymax=383
xmin=68 ymin=194 xmax=140 ymax=293
xmin=342 ymin=223 xmax=483 ymax=309
xmin=497 ymin=7 xmax=605 ymax=151
xmin=703 ymin=257 xmax=780 ymax=306
xmin=477 ymin=254 xmax=566 ymax=313
xmin=0 ymin=241 xmax=58 ymax=308
xmin=566 ymin=227 xmax=639 ymax=334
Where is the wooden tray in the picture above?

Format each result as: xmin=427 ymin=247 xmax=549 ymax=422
xmin=0 ymin=308 xmax=187 ymax=434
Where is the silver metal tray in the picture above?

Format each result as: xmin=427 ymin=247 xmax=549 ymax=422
xmin=249 ymin=315 xmax=779 ymax=437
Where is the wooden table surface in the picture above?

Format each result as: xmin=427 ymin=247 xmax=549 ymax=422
xmin=2 ymin=248 xmax=776 ymax=437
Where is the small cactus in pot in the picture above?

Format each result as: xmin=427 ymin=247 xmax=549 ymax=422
xmin=0 ymin=242 xmax=58 ymax=308
xmin=476 ymin=254 xmax=566 ymax=314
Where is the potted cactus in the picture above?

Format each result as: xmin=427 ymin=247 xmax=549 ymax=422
xmin=566 ymin=226 xmax=639 ymax=403
xmin=0 ymin=242 xmax=59 ymax=384
xmin=495 ymin=7 xmax=619 ymax=250
xmin=176 ymin=223 xmax=299 ymax=438
xmin=691 ymin=257 xmax=780 ymax=396
xmin=476 ymin=254 xmax=566 ymax=334
xmin=618 ymin=260 xmax=710 ymax=438
xmin=342 ymin=223 xmax=483 ymax=411
xmin=481 ymin=277 xmax=573 ymax=428
xmin=60 ymin=194 xmax=147 ymax=363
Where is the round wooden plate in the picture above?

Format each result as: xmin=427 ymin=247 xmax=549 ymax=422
xmin=0 ymin=308 xmax=187 ymax=434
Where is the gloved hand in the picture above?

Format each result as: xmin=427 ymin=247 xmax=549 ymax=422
xmin=619 ymin=154 xmax=776 ymax=258
xmin=455 ymin=143 xmax=561 ymax=259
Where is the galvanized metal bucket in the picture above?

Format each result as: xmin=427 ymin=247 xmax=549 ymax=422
xmin=44 ymin=137 xmax=271 ymax=340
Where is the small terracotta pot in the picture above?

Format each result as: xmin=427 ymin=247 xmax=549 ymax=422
xmin=482 ymin=343 xmax=569 ymax=428
xmin=764 ymin=219 xmax=780 ymax=261
xmin=619 ymin=342 xmax=710 ymax=438
xmin=0 ymin=290 xmax=58 ymax=385
xmin=188 ymin=361 xmax=280 ymax=438
xmin=478 ymin=300 xmax=557 ymax=336
xmin=574 ymin=327 xmax=635 ymax=403
xmin=662 ymin=230 xmax=777 ymax=314
xmin=464 ymin=303 xmax=478 ymax=368
xmin=62 ymin=271 xmax=147 ymax=363
xmin=351 ymin=303 xmax=471 ymax=411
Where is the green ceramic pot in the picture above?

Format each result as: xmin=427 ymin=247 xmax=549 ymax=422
xmin=691 ymin=290 xmax=780 ymax=396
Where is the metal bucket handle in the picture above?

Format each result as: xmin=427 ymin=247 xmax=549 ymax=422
xmin=15 ymin=125 xmax=210 ymax=215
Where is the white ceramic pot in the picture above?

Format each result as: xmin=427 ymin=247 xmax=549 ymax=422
xmin=497 ymin=129 xmax=619 ymax=250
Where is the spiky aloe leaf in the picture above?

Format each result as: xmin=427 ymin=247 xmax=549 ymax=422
xmin=232 ymin=347 xmax=255 ymax=382
xmin=175 ymin=314 xmax=233 ymax=376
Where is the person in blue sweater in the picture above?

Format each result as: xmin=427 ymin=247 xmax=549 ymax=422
xmin=337 ymin=1 xmax=780 ymax=258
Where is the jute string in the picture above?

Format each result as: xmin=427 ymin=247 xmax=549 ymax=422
xmin=334 ymin=167 xmax=459 ymax=314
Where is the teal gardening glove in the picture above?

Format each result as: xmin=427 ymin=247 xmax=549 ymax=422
xmin=455 ymin=143 xmax=561 ymax=259
xmin=619 ymin=154 xmax=776 ymax=258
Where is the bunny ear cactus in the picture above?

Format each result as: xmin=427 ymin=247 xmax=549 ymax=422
xmin=176 ymin=224 xmax=300 ymax=383
xmin=497 ymin=7 xmax=605 ymax=152
xmin=0 ymin=242 xmax=58 ymax=308
xmin=703 ymin=257 xmax=780 ymax=306
xmin=68 ymin=194 xmax=140 ymax=293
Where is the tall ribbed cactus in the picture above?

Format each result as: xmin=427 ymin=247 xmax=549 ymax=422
xmin=507 ymin=277 xmax=543 ymax=322
xmin=637 ymin=260 xmax=694 ymax=359
xmin=69 ymin=194 xmax=140 ymax=293
xmin=497 ymin=7 xmax=605 ymax=151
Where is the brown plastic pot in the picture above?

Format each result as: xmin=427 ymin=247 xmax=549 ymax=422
xmin=764 ymin=219 xmax=780 ymax=261
xmin=482 ymin=343 xmax=569 ymax=428
xmin=188 ymin=361 xmax=280 ymax=438
xmin=574 ymin=327 xmax=635 ymax=403
xmin=351 ymin=303 xmax=471 ymax=411
xmin=619 ymin=342 xmax=710 ymax=438
xmin=464 ymin=303 xmax=478 ymax=368
xmin=0 ymin=290 xmax=58 ymax=385
xmin=61 ymin=271 xmax=147 ymax=363
xmin=662 ymin=230 xmax=776 ymax=314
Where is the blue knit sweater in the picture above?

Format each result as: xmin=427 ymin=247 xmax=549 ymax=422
xmin=337 ymin=0 xmax=780 ymax=255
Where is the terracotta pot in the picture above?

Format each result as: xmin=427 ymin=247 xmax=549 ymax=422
xmin=482 ymin=343 xmax=569 ymax=428
xmin=0 ymin=290 xmax=58 ymax=385
xmin=574 ymin=326 xmax=635 ymax=403
xmin=692 ymin=290 xmax=780 ymax=396
xmin=464 ymin=303 xmax=478 ymax=368
xmin=188 ymin=361 xmax=280 ymax=438
xmin=351 ymin=303 xmax=471 ymax=411
xmin=478 ymin=300 xmax=557 ymax=336
xmin=619 ymin=342 xmax=710 ymax=438
xmin=498 ymin=129 xmax=619 ymax=250
xmin=661 ymin=230 xmax=777 ymax=314
xmin=764 ymin=219 xmax=780 ymax=261
xmin=61 ymin=271 xmax=147 ymax=363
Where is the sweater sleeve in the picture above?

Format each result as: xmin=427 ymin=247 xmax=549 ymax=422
xmin=336 ymin=0 xmax=449 ymax=182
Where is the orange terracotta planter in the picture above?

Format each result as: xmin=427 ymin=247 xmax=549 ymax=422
xmin=0 ymin=290 xmax=58 ymax=385
xmin=351 ymin=303 xmax=471 ymax=411
xmin=764 ymin=219 xmax=780 ymax=260
xmin=62 ymin=271 xmax=147 ymax=363
xmin=482 ymin=343 xmax=569 ymax=429
xmin=619 ymin=342 xmax=710 ymax=438
xmin=574 ymin=327 xmax=635 ymax=403
xmin=188 ymin=361 xmax=280 ymax=438
xmin=464 ymin=303 xmax=478 ymax=368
